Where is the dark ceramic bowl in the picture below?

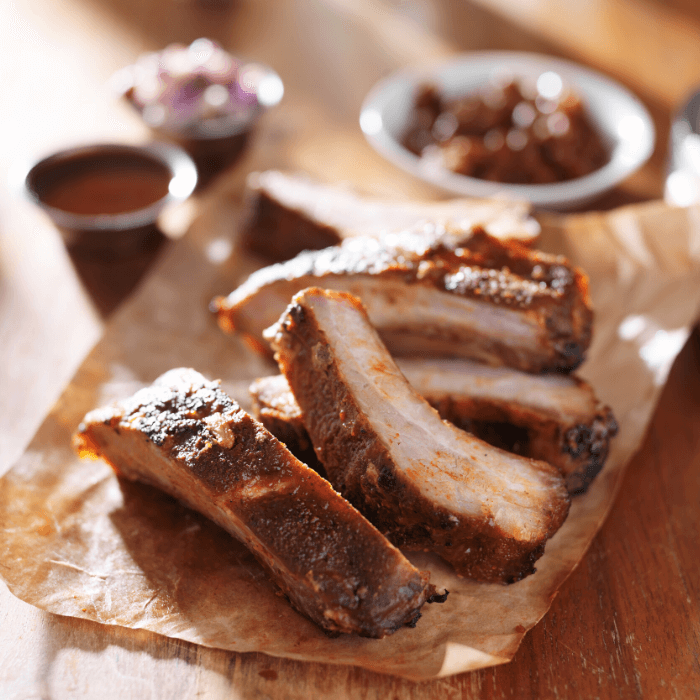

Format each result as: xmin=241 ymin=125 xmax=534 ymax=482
xmin=24 ymin=142 xmax=197 ymax=258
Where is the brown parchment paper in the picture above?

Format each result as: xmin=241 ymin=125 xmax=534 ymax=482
xmin=2 ymin=200 xmax=700 ymax=681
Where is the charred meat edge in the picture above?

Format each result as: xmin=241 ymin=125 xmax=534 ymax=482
xmin=73 ymin=368 xmax=438 ymax=638
xmin=213 ymin=226 xmax=592 ymax=374
xmin=242 ymin=169 xmax=539 ymax=261
xmin=267 ymin=288 xmax=571 ymax=584
xmin=249 ymin=359 xmax=618 ymax=496
xmin=411 ymin=359 xmax=619 ymax=496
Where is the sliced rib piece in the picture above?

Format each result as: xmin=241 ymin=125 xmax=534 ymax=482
xmin=267 ymin=288 xmax=571 ymax=583
xmin=248 ymin=374 xmax=326 ymax=477
xmin=74 ymin=368 xmax=437 ymax=638
xmin=242 ymin=169 xmax=540 ymax=261
xmin=214 ymin=226 xmax=592 ymax=373
xmin=397 ymin=359 xmax=618 ymax=495
xmin=249 ymin=358 xmax=618 ymax=496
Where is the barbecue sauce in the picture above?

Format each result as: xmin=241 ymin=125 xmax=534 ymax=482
xmin=35 ymin=148 xmax=171 ymax=216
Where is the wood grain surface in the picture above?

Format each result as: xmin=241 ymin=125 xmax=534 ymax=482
xmin=1 ymin=0 xmax=699 ymax=697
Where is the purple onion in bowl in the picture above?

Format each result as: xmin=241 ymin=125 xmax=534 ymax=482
xmin=113 ymin=39 xmax=284 ymax=183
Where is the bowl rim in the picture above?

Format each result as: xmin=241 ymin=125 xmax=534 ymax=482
xmin=359 ymin=50 xmax=656 ymax=209
xmin=23 ymin=141 xmax=198 ymax=231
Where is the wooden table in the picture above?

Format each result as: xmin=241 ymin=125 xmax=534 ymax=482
xmin=1 ymin=0 xmax=699 ymax=697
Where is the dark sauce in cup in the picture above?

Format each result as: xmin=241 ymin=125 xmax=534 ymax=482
xmin=37 ymin=151 xmax=171 ymax=216
xmin=24 ymin=143 xmax=196 ymax=259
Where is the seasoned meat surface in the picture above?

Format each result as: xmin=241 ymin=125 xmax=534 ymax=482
xmin=242 ymin=169 xmax=540 ymax=261
xmin=214 ymin=226 xmax=592 ymax=374
xmin=268 ymin=289 xmax=571 ymax=583
xmin=397 ymin=358 xmax=618 ymax=495
xmin=249 ymin=374 xmax=325 ymax=477
xmin=250 ymin=359 xmax=618 ymax=496
xmin=74 ymin=368 xmax=437 ymax=638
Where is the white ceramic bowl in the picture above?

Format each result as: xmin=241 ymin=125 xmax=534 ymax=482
xmin=360 ymin=51 xmax=655 ymax=210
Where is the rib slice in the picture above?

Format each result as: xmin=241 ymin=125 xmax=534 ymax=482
xmin=395 ymin=359 xmax=617 ymax=495
xmin=249 ymin=359 xmax=618 ymax=496
xmin=267 ymin=288 xmax=571 ymax=583
xmin=74 ymin=368 xmax=437 ymax=638
xmin=242 ymin=169 xmax=540 ymax=261
xmin=214 ymin=226 xmax=593 ymax=373
xmin=248 ymin=374 xmax=325 ymax=477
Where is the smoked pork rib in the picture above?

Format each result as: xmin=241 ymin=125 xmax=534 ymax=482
xmin=250 ymin=374 xmax=307 ymax=446
xmin=400 ymin=359 xmax=618 ymax=495
xmin=267 ymin=288 xmax=571 ymax=583
xmin=214 ymin=226 xmax=593 ymax=373
xmin=249 ymin=360 xmax=618 ymax=496
xmin=74 ymin=368 xmax=437 ymax=638
xmin=248 ymin=374 xmax=325 ymax=477
xmin=242 ymin=169 xmax=540 ymax=261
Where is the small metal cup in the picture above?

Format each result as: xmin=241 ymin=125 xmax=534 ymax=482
xmin=23 ymin=142 xmax=197 ymax=259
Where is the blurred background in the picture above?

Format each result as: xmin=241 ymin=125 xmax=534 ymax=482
xmin=6 ymin=0 xmax=699 ymax=202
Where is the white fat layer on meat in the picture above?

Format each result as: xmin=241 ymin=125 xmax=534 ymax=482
xmin=339 ymin=278 xmax=541 ymax=344
xmin=236 ymin=276 xmax=543 ymax=357
xmin=396 ymin=358 xmax=596 ymax=424
xmin=249 ymin=274 xmax=542 ymax=351
xmin=308 ymin=294 xmax=562 ymax=541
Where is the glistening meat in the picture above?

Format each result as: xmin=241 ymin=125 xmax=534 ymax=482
xmin=214 ymin=226 xmax=593 ymax=373
xmin=267 ymin=288 xmax=571 ymax=583
xmin=74 ymin=368 xmax=439 ymax=638
xmin=401 ymin=358 xmax=618 ymax=495
xmin=249 ymin=358 xmax=618 ymax=496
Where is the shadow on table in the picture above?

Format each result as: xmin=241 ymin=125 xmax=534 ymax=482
xmin=67 ymin=234 xmax=169 ymax=318
xmin=32 ymin=606 xmax=442 ymax=699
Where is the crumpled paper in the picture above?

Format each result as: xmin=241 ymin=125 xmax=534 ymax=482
xmin=1 ymin=200 xmax=700 ymax=681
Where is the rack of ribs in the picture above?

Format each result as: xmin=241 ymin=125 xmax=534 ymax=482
xmin=74 ymin=368 xmax=440 ymax=638
xmin=267 ymin=288 xmax=571 ymax=583
xmin=241 ymin=169 xmax=540 ymax=261
xmin=213 ymin=226 xmax=593 ymax=374
xmin=249 ymin=359 xmax=618 ymax=496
